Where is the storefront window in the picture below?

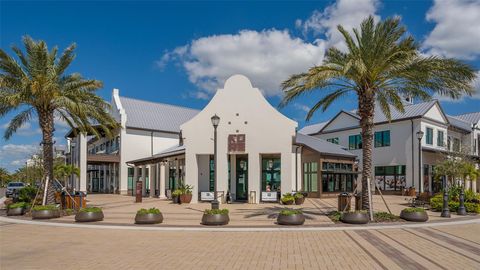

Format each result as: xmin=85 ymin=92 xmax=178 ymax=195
xmin=261 ymin=158 xmax=281 ymax=191
xmin=375 ymin=165 xmax=406 ymax=191
xmin=127 ymin=167 xmax=134 ymax=195
xmin=303 ymin=162 xmax=318 ymax=192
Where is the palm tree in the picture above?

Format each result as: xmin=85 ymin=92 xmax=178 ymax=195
xmin=281 ymin=16 xmax=476 ymax=210
xmin=54 ymin=164 xmax=80 ymax=189
xmin=0 ymin=167 xmax=10 ymax=187
xmin=0 ymin=36 xmax=118 ymax=204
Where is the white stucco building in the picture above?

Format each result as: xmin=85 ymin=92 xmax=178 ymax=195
xmin=300 ymin=100 xmax=480 ymax=194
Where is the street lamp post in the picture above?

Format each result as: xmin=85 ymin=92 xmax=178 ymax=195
xmin=211 ymin=114 xmax=220 ymax=210
xmin=416 ymin=131 xmax=424 ymax=194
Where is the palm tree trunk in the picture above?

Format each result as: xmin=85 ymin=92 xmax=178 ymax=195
xmin=358 ymin=91 xmax=375 ymax=211
xmin=39 ymin=110 xmax=56 ymax=205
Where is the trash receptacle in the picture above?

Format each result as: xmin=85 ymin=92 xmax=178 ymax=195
xmin=338 ymin=192 xmax=351 ymax=211
xmin=355 ymin=193 xmax=362 ymax=211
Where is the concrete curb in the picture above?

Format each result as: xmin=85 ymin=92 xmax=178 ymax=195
xmin=1 ymin=215 xmax=479 ymax=232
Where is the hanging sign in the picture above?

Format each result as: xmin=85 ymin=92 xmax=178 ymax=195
xmin=228 ymin=134 xmax=246 ymax=152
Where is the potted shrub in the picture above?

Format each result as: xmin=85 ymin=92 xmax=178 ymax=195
xmin=277 ymin=209 xmax=305 ymax=225
xmin=171 ymin=189 xmax=182 ymax=204
xmin=280 ymin=193 xmax=294 ymax=205
xmin=340 ymin=210 xmax=369 ymax=224
xmin=7 ymin=202 xmax=29 ymax=216
xmin=201 ymin=208 xmax=229 ymax=226
xmin=75 ymin=207 xmax=104 ymax=222
xmin=179 ymin=184 xmax=193 ymax=204
xmin=400 ymin=207 xmax=428 ymax=222
xmin=294 ymin=193 xmax=305 ymax=205
xmin=31 ymin=205 xmax=61 ymax=219
xmin=135 ymin=207 xmax=163 ymax=224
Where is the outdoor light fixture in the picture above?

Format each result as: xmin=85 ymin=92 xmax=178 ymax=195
xmin=211 ymin=114 xmax=220 ymax=128
xmin=416 ymin=130 xmax=424 ymax=194
xmin=211 ymin=114 xmax=220 ymax=210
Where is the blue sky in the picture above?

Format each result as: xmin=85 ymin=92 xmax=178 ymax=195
xmin=1 ymin=0 xmax=479 ymax=172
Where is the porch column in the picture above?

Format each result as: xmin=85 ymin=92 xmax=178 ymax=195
xmin=103 ymin=165 xmax=107 ymax=193
xmin=175 ymin=159 xmax=180 ymax=187
xmin=141 ymin=165 xmax=147 ymax=196
xmin=113 ymin=163 xmax=117 ymax=193
xmin=133 ymin=165 xmax=138 ymax=196
xmin=159 ymin=162 xmax=166 ymax=198
xmin=149 ymin=164 xmax=155 ymax=198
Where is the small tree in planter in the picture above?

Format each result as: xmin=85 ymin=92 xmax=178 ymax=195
xmin=31 ymin=205 xmax=61 ymax=219
xmin=178 ymin=184 xmax=193 ymax=204
xmin=7 ymin=202 xmax=29 ymax=216
xmin=135 ymin=207 xmax=163 ymax=224
xmin=201 ymin=208 xmax=229 ymax=226
xmin=277 ymin=209 xmax=305 ymax=225
xmin=280 ymin=193 xmax=294 ymax=205
xmin=400 ymin=207 xmax=428 ymax=222
xmin=340 ymin=210 xmax=369 ymax=224
xmin=75 ymin=207 xmax=104 ymax=222
xmin=294 ymin=193 xmax=305 ymax=205
xmin=171 ymin=189 xmax=182 ymax=204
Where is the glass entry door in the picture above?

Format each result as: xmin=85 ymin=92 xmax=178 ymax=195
xmin=236 ymin=155 xmax=248 ymax=201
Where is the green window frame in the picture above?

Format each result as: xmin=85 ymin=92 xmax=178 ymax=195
xmin=437 ymin=130 xmax=444 ymax=147
xmin=374 ymin=165 xmax=406 ymax=191
xmin=303 ymin=162 xmax=318 ymax=192
xmin=326 ymin=137 xmax=339 ymax=144
xmin=374 ymin=130 xmax=390 ymax=147
xmin=348 ymin=134 xmax=362 ymax=150
xmin=261 ymin=158 xmax=281 ymax=192
xmin=426 ymin=128 xmax=433 ymax=145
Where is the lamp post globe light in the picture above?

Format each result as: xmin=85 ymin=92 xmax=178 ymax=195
xmin=211 ymin=114 xmax=220 ymax=210
xmin=416 ymin=130 xmax=424 ymax=194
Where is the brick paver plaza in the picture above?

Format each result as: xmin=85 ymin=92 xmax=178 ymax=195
xmin=1 ymin=194 xmax=479 ymax=269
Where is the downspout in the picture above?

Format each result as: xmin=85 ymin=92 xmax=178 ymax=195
xmin=151 ymin=131 xmax=154 ymax=156
xmin=411 ymin=119 xmax=415 ymax=188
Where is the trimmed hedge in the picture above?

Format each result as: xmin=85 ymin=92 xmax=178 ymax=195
xmin=430 ymin=194 xmax=480 ymax=213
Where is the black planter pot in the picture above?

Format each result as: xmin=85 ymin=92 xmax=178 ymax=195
xmin=7 ymin=207 xmax=25 ymax=216
xmin=400 ymin=210 xmax=428 ymax=222
xmin=135 ymin=213 xmax=163 ymax=224
xmin=172 ymin=196 xmax=180 ymax=204
xmin=32 ymin=209 xmax=61 ymax=219
xmin=341 ymin=212 xmax=369 ymax=224
xmin=294 ymin=197 xmax=305 ymax=205
xmin=75 ymin=211 xmax=104 ymax=222
xmin=201 ymin=213 xmax=229 ymax=226
xmin=277 ymin=213 xmax=305 ymax=225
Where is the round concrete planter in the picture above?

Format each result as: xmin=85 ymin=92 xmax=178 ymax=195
xmin=341 ymin=212 xmax=369 ymax=224
xmin=32 ymin=209 xmax=61 ymax=219
xmin=7 ymin=207 xmax=25 ymax=216
xmin=201 ymin=213 xmax=229 ymax=226
xmin=277 ymin=213 xmax=305 ymax=225
xmin=75 ymin=211 xmax=104 ymax=222
xmin=400 ymin=210 xmax=428 ymax=222
xmin=179 ymin=194 xmax=192 ymax=204
xmin=294 ymin=197 xmax=305 ymax=205
xmin=282 ymin=200 xmax=294 ymax=205
xmin=135 ymin=213 xmax=163 ymax=224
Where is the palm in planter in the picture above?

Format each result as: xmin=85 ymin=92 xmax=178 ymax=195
xmin=178 ymin=184 xmax=193 ymax=204
xmin=1 ymin=36 xmax=119 ymax=204
xmin=281 ymin=16 xmax=476 ymax=211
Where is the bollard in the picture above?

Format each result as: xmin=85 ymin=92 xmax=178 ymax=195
xmin=441 ymin=189 xmax=451 ymax=218
xmin=457 ymin=188 xmax=467 ymax=216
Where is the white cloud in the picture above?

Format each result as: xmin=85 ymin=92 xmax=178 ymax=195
xmin=293 ymin=103 xmax=310 ymax=113
xmin=1 ymin=122 xmax=41 ymax=136
xmin=0 ymin=144 xmax=39 ymax=171
xmin=161 ymin=29 xmax=325 ymax=97
xmin=296 ymin=0 xmax=380 ymax=51
xmin=423 ymin=0 xmax=480 ymax=60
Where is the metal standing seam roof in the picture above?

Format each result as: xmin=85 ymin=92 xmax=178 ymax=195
xmin=298 ymin=122 xmax=328 ymax=135
xmin=454 ymin=112 xmax=480 ymax=125
xmin=127 ymin=144 xmax=186 ymax=164
xmin=299 ymin=100 xmax=439 ymax=135
xmin=446 ymin=115 xmax=472 ymax=131
xmin=119 ymin=96 xmax=200 ymax=133
xmin=295 ymin=133 xmax=356 ymax=158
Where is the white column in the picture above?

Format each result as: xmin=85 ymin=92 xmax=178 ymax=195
xmin=159 ymin=162 xmax=166 ymax=198
xmin=103 ymin=165 xmax=107 ymax=193
xmin=79 ymin=133 xmax=88 ymax=193
xmin=141 ymin=165 xmax=146 ymax=196
xmin=133 ymin=166 xmax=138 ymax=196
xmin=149 ymin=164 xmax=155 ymax=198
